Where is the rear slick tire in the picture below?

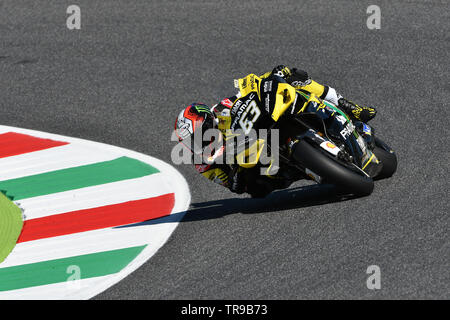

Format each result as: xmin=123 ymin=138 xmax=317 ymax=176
xmin=292 ymin=140 xmax=374 ymax=196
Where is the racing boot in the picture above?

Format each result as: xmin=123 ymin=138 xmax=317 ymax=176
xmin=338 ymin=98 xmax=377 ymax=123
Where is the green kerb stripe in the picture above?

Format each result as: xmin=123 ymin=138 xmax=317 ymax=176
xmin=0 ymin=245 xmax=146 ymax=291
xmin=0 ymin=157 xmax=159 ymax=200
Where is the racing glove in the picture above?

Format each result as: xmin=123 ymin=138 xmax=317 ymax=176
xmin=272 ymin=65 xmax=292 ymax=79
xmin=271 ymin=65 xmax=313 ymax=87
xmin=338 ymin=98 xmax=377 ymax=123
xmin=286 ymin=68 xmax=312 ymax=87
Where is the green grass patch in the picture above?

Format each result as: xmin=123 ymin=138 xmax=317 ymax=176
xmin=0 ymin=192 xmax=23 ymax=264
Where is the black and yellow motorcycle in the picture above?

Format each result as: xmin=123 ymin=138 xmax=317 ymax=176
xmin=219 ymin=73 xmax=397 ymax=198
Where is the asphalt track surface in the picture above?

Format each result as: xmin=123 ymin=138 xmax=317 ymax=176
xmin=1 ymin=0 xmax=448 ymax=299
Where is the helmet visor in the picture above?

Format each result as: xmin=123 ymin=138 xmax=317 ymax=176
xmin=183 ymin=114 xmax=215 ymax=155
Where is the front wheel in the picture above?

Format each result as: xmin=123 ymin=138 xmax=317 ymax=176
xmin=292 ymin=140 xmax=374 ymax=196
xmin=372 ymin=137 xmax=397 ymax=180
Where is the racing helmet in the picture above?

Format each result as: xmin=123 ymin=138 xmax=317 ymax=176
xmin=174 ymin=103 xmax=217 ymax=155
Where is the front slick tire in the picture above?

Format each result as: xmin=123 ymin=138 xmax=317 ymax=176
xmin=372 ymin=137 xmax=398 ymax=180
xmin=292 ymin=140 xmax=374 ymax=196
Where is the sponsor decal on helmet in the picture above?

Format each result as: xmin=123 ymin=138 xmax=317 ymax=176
xmin=176 ymin=110 xmax=193 ymax=139
xmin=193 ymin=104 xmax=211 ymax=114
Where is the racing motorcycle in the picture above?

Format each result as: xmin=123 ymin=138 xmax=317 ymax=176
xmin=220 ymin=73 xmax=397 ymax=198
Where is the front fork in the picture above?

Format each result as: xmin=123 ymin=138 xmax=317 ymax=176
xmin=354 ymin=121 xmax=376 ymax=150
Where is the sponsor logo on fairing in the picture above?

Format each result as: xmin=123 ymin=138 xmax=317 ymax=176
xmin=335 ymin=115 xmax=347 ymax=125
xmin=220 ymin=98 xmax=234 ymax=109
xmin=340 ymin=122 xmax=355 ymax=139
xmin=320 ymin=141 xmax=340 ymax=156
xmin=230 ymin=93 xmax=256 ymax=131
xmin=363 ymin=123 xmax=372 ymax=135
xmin=263 ymin=81 xmax=273 ymax=93
xmin=264 ymin=95 xmax=270 ymax=112
xmin=230 ymin=100 xmax=243 ymax=116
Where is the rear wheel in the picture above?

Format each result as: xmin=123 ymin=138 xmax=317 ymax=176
xmin=292 ymin=140 xmax=374 ymax=196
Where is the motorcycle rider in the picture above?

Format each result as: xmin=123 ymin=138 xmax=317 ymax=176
xmin=174 ymin=65 xmax=377 ymax=197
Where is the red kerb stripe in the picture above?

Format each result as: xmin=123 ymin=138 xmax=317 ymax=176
xmin=17 ymin=193 xmax=175 ymax=243
xmin=0 ymin=132 xmax=69 ymax=158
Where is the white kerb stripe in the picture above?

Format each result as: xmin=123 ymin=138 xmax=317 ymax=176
xmin=0 ymin=213 xmax=180 ymax=268
xmin=0 ymin=143 xmax=119 ymax=181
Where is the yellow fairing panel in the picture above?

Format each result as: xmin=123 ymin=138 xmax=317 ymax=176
xmin=271 ymin=83 xmax=296 ymax=122
xmin=235 ymin=139 xmax=265 ymax=168
xmin=237 ymin=74 xmax=261 ymax=99
xmin=295 ymin=80 xmax=325 ymax=97
xmin=259 ymin=71 xmax=272 ymax=79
